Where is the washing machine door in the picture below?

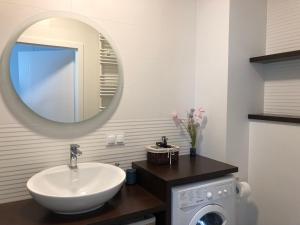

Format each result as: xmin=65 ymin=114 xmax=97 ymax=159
xmin=189 ymin=205 xmax=229 ymax=225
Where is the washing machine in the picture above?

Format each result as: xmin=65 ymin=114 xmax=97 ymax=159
xmin=172 ymin=175 xmax=236 ymax=225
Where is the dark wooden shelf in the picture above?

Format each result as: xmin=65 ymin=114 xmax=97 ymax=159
xmin=248 ymin=114 xmax=300 ymax=124
xmin=0 ymin=185 xmax=165 ymax=225
xmin=250 ymin=50 xmax=300 ymax=63
xmin=133 ymin=155 xmax=238 ymax=187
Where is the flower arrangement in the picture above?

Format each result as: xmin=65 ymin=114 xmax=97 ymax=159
xmin=172 ymin=107 xmax=205 ymax=150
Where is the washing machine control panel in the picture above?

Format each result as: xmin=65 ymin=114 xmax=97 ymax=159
xmin=178 ymin=182 xmax=235 ymax=209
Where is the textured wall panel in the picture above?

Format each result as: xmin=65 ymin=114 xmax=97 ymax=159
xmin=264 ymin=0 xmax=300 ymax=116
xmin=266 ymin=0 xmax=300 ymax=54
xmin=0 ymin=119 xmax=189 ymax=204
xmin=264 ymin=59 xmax=300 ymax=116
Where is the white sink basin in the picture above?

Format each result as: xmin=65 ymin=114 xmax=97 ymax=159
xmin=27 ymin=162 xmax=126 ymax=214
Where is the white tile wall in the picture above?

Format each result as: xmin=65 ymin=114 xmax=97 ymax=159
xmin=0 ymin=0 xmax=72 ymax=11
xmin=249 ymin=122 xmax=300 ymax=225
xmin=264 ymin=59 xmax=300 ymax=116
xmin=266 ymin=0 xmax=300 ymax=54
xmin=0 ymin=118 xmax=189 ymax=204
xmin=264 ymin=0 xmax=300 ymax=116
xmin=249 ymin=1 xmax=300 ymax=225
xmin=0 ymin=0 xmax=196 ymax=204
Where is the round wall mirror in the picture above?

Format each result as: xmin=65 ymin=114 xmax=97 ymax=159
xmin=9 ymin=17 xmax=121 ymax=123
xmin=0 ymin=14 xmax=123 ymax=138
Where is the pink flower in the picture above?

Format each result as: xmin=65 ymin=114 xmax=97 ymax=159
xmin=194 ymin=107 xmax=205 ymax=118
xmin=193 ymin=107 xmax=205 ymax=125
xmin=172 ymin=112 xmax=182 ymax=126
xmin=171 ymin=107 xmax=205 ymax=148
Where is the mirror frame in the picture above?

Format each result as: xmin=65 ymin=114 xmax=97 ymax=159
xmin=0 ymin=12 xmax=124 ymax=138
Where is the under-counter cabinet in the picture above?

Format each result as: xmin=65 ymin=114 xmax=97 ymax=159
xmin=132 ymin=155 xmax=238 ymax=225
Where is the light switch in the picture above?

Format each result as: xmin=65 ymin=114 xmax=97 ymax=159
xmin=116 ymin=134 xmax=124 ymax=144
xmin=106 ymin=134 xmax=116 ymax=145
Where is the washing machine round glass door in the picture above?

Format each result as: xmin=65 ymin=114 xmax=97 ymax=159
xmin=189 ymin=205 xmax=228 ymax=225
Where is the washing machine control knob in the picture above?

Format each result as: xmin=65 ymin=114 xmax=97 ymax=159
xmin=206 ymin=192 xmax=213 ymax=199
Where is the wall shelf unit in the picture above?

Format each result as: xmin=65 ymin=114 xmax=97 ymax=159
xmin=249 ymin=50 xmax=300 ymax=124
xmin=248 ymin=114 xmax=300 ymax=124
xmin=250 ymin=50 xmax=300 ymax=64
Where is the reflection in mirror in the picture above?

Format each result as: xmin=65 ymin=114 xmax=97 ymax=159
xmin=10 ymin=18 xmax=120 ymax=123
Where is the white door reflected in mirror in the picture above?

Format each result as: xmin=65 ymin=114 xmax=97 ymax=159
xmin=10 ymin=18 xmax=120 ymax=123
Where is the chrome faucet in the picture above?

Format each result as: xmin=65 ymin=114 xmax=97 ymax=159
xmin=69 ymin=144 xmax=82 ymax=169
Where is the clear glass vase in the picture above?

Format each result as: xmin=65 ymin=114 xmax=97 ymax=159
xmin=190 ymin=147 xmax=196 ymax=157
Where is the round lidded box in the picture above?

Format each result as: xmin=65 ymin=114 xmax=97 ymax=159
xmin=146 ymin=145 xmax=180 ymax=165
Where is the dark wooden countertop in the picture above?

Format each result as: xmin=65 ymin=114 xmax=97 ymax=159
xmin=0 ymin=185 xmax=165 ymax=225
xmin=133 ymin=155 xmax=238 ymax=186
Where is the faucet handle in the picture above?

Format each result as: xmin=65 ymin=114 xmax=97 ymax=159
xmin=76 ymin=149 xmax=82 ymax=156
xmin=70 ymin=144 xmax=82 ymax=156
xmin=70 ymin=144 xmax=80 ymax=149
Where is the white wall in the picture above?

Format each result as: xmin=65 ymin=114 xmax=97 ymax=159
xmin=0 ymin=0 xmax=197 ymax=124
xmin=263 ymin=0 xmax=300 ymax=117
xmin=195 ymin=0 xmax=267 ymax=181
xmin=0 ymin=0 xmax=196 ymax=203
xmin=249 ymin=122 xmax=300 ymax=225
xmin=266 ymin=0 xmax=300 ymax=54
xmin=248 ymin=1 xmax=300 ymax=225
xmin=226 ymin=0 xmax=266 ymax=180
xmin=195 ymin=0 xmax=230 ymax=162
xmin=263 ymin=59 xmax=300 ymax=116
